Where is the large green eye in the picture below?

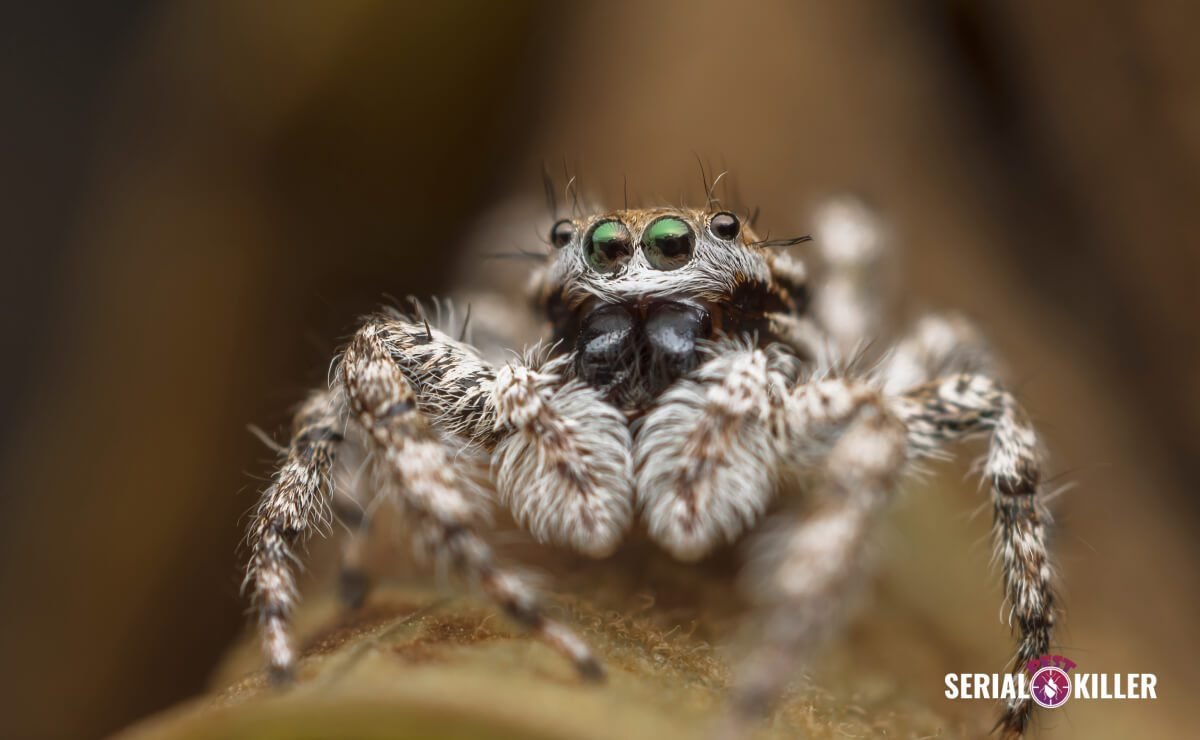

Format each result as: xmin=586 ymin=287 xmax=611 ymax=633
xmin=586 ymin=220 xmax=633 ymax=273
xmin=642 ymin=217 xmax=694 ymax=270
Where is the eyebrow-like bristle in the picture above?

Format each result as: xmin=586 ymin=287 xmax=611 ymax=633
xmin=695 ymin=154 xmax=711 ymax=210
xmin=565 ymin=175 xmax=579 ymax=217
xmin=707 ymin=171 xmax=728 ymax=211
xmin=457 ymin=303 xmax=472 ymax=342
xmin=752 ymin=234 xmax=813 ymax=249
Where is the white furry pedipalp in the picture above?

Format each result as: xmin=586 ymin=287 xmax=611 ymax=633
xmin=492 ymin=365 xmax=633 ymax=557
xmin=636 ymin=348 xmax=784 ymax=561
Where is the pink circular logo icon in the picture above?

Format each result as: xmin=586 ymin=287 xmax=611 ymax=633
xmin=1030 ymin=666 xmax=1072 ymax=709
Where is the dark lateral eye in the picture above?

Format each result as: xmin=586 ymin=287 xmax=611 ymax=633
xmin=550 ymin=219 xmax=576 ymax=248
xmin=585 ymin=220 xmax=633 ymax=272
xmin=643 ymin=217 xmax=695 ymax=270
xmin=709 ymin=211 xmax=740 ymax=240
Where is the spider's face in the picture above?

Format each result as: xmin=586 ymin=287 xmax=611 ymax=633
xmin=537 ymin=207 xmax=807 ymax=409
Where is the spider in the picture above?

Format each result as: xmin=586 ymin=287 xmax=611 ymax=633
xmin=243 ymin=193 xmax=1058 ymax=738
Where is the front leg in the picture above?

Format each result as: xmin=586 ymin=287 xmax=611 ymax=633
xmin=244 ymin=316 xmax=606 ymax=684
xmin=339 ymin=320 xmax=605 ymax=679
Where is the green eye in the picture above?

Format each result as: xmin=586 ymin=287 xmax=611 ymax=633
xmin=643 ymin=217 xmax=694 ymax=270
xmin=586 ymin=220 xmax=633 ymax=273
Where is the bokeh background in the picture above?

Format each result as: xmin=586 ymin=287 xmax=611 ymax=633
xmin=3 ymin=1 xmax=1199 ymax=738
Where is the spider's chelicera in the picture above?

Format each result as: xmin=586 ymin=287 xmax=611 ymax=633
xmin=244 ymin=198 xmax=1058 ymax=739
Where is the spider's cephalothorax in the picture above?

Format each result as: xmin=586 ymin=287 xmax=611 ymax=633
xmin=243 ymin=197 xmax=1059 ymax=739
xmin=536 ymin=208 xmax=808 ymax=410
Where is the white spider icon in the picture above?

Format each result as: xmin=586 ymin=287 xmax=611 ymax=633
xmin=1041 ymin=675 xmax=1060 ymax=700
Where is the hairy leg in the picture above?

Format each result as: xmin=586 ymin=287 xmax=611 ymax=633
xmin=635 ymin=342 xmax=794 ymax=561
xmin=809 ymin=197 xmax=890 ymax=360
xmin=761 ymin=248 xmax=831 ymax=366
xmin=244 ymin=390 xmax=344 ymax=682
xmin=717 ymin=379 xmax=908 ymax=738
xmin=330 ymin=481 xmax=373 ymax=610
xmin=370 ymin=307 xmax=636 ymax=556
xmin=340 ymin=320 xmax=604 ymax=679
xmin=892 ymin=373 xmax=1055 ymax=737
xmin=878 ymin=312 xmax=997 ymax=395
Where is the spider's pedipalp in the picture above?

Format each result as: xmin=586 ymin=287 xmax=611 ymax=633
xmin=492 ymin=360 xmax=634 ymax=557
xmin=635 ymin=343 xmax=791 ymax=561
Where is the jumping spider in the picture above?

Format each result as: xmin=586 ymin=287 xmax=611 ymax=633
xmin=244 ymin=195 xmax=1057 ymax=737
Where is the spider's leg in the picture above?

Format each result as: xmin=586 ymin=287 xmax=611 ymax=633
xmin=330 ymin=480 xmax=373 ymax=610
xmin=809 ymin=197 xmax=890 ymax=360
xmin=878 ymin=312 xmax=997 ymax=395
xmin=762 ymin=310 xmax=828 ymax=365
xmin=892 ymin=373 xmax=1055 ymax=737
xmin=717 ymin=379 xmax=908 ymax=739
xmin=340 ymin=320 xmax=604 ymax=680
xmin=636 ymin=342 xmax=793 ymax=561
xmin=491 ymin=354 xmax=634 ymax=557
xmin=760 ymin=247 xmax=830 ymax=365
xmin=244 ymin=390 xmax=344 ymax=683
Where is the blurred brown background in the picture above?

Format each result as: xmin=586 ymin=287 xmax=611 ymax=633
xmin=2 ymin=1 xmax=1198 ymax=738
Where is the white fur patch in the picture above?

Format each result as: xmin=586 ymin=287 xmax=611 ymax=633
xmin=636 ymin=350 xmax=780 ymax=561
xmin=493 ymin=368 xmax=633 ymax=557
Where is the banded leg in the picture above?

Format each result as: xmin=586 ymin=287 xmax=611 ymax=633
xmin=368 ymin=311 xmax=637 ymax=558
xmin=892 ymin=373 xmax=1055 ymax=737
xmin=718 ymin=380 xmax=908 ymax=738
xmin=244 ymin=390 xmax=344 ymax=682
xmin=340 ymin=322 xmax=603 ymax=680
xmin=635 ymin=343 xmax=793 ymax=561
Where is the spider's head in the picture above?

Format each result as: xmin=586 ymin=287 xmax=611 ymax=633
xmin=535 ymin=207 xmax=808 ymax=409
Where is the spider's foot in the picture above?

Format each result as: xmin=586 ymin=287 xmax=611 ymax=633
xmin=337 ymin=567 xmax=370 ymax=610
xmin=266 ymin=663 xmax=296 ymax=688
xmin=576 ymin=654 xmax=606 ymax=683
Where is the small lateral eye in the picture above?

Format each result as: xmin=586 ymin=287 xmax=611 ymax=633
xmin=643 ymin=216 xmax=694 ymax=270
xmin=585 ymin=220 xmax=633 ymax=272
xmin=550 ymin=219 xmax=577 ymax=248
xmin=709 ymin=211 xmax=740 ymax=240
